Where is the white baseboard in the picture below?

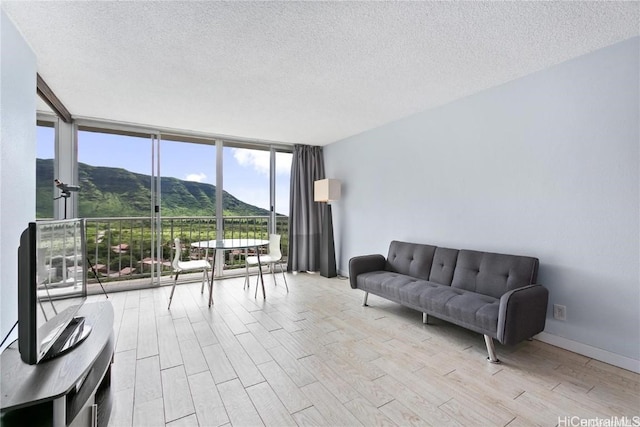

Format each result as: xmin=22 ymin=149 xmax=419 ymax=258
xmin=535 ymin=332 xmax=640 ymax=374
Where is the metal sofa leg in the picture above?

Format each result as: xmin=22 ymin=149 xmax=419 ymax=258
xmin=423 ymin=313 xmax=429 ymax=324
xmin=362 ymin=292 xmax=369 ymax=306
xmin=484 ymin=335 xmax=500 ymax=363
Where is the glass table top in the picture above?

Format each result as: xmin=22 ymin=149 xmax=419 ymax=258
xmin=190 ymin=238 xmax=269 ymax=249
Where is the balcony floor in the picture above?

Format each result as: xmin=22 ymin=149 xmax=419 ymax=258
xmin=87 ymin=266 xmax=267 ymax=295
xmin=91 ymin=272 xmax=639 ymax=427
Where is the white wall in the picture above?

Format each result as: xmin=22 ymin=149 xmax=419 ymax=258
xmin=325 ymin=37 xmax=639 ymax=370
xmin=0 ymin=10 xmax=37 ymax=351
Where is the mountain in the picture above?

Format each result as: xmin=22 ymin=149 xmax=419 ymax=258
xmin=36 ymin=159 xmax=271 ymax=218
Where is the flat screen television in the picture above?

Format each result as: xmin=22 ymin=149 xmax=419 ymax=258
xmin=18 ymin=218 xmax=90 ymax=365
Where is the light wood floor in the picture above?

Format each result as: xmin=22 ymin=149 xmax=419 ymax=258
xmin=96 ymin=272 xmax=640 ymax=427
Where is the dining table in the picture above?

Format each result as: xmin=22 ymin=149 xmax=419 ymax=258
xmin=190 ymin=238 xmax=270 ymax=306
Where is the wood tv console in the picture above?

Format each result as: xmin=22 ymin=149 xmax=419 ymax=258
xmin=1 ymin=301 xmax=114 ymax=427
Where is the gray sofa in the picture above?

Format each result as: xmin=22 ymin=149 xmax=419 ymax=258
xmin=349 ymin=240 xmax=549 ymax=362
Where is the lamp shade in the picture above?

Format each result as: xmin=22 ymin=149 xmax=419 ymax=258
xmin=314 ymin=179 xmax=341 ymax=202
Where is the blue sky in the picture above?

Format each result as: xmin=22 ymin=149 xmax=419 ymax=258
xmin=37 ymin=127 xmax=292 ymax=215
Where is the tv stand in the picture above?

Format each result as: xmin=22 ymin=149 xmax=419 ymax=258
xmin=1 ymin=301 xmax=114 ymax=427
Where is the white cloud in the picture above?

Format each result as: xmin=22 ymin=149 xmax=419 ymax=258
xmin=185 ymin=172 xmax=207 ymax=182
xmin=233 ymin=148 xmax=291 ymax=176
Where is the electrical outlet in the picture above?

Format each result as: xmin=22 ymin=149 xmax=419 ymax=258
xmin=553 ymin=304 xmax=567 ymax=321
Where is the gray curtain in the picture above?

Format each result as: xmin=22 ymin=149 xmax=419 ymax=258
xmin=288 ymin=145 xmax=325 ymax=272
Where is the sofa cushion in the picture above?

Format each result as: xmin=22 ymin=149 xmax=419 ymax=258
xmin=358 ymin=271 xmax=440 ymax=309
xmin=418 ymin=286 xmax=499 ymax=333
xmin=451 ymin=250 xmax=539 ymax=299
xmin=428 ymin=247 xmax=459 ymax=285
xmin=386 ymin=241 xmax=436 ymax=281
xmin=357 ymin=271 xmax=421 ymax=305
xmin=357 ymin=270 xmax=500 ymax=334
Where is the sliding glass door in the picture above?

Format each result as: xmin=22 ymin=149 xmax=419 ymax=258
xmin=77 ymin=130 xmax=158 ymax=285
xmin=159 ymin=137 xmax=218 ymax=277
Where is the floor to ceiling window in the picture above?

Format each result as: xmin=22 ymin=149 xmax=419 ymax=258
xmin=159 ymin=138 xmax=218 ymax=272
xmin=44 ymin=123 xmax=291 ymax=288
xmin=218 ymin=146 xmax=293 ymax=269
xmin=36 ymin=123 xmax=56 ymax=219
xmin=77 ymin=129 xmax=157 ymax=283
xmin=275 ymin=150 xmax=292 ymax=254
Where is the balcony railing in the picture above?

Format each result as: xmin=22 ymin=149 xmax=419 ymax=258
xmin=84 ymin=215 xmax=289 ymax=290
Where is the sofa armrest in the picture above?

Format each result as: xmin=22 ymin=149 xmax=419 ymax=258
xmin=348 ymin=254 xmax=386 ymax=289
xmin=497 ymin=284 xmax=549 ymax=345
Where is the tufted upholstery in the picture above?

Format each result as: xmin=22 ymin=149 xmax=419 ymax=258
xmin=356 ymin=270 xmax=500 ymax=335
xmin=349 ymin=240 xmax=548 ymax=348
xmin=428 ymin=247 xmax=459 ymax=285
xmin=451 ymin=250 xmax=539 ymax=299
xmin=386 ymin=240 xmax=436 ymax=281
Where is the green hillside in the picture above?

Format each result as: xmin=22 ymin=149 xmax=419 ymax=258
xmin=37 ymin=159 xmax=271 ymax=218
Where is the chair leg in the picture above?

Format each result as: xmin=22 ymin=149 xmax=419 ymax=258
xmin=270 ymin=263 xmax=277 ymax=285
xmin=168 ymin=272 xmax=180 ymax=309
xmin=363 ymin=292 xmax=369 ymax=306
xmin=255 ymin=268 xmax=259 ymax=298
xmin=279 ymin=262 xmax=288 ymax=292
xmin=201 ymin=269 xmax=208 ymax=294
xmin=423 ymin=313 xmax=429 ymax=324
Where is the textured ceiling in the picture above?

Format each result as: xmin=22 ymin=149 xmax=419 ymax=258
xmin=3 ymin=1 xmax=639 ymax=145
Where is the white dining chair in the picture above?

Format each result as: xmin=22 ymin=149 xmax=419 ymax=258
xmin=245 ymin=234 xmax=288 ymax=292
xmin=168 ymin=238 xmax=211 ymax=309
